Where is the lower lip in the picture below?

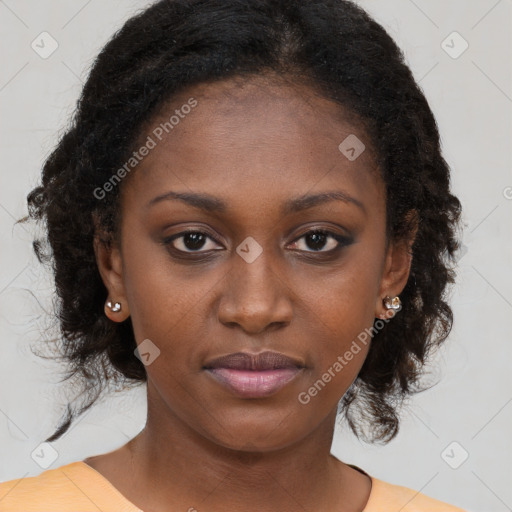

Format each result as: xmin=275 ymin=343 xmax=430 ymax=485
xmin=206 ymin=368 xmax=302 ymax=398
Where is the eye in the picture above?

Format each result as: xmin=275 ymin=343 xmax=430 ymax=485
xmin=288 ymin=229 xmax=350 ymax=253
xmin=164 ymin=228 xmax=351 ymax=256
xmin=165 ymin=231 xmax=223 ymax=253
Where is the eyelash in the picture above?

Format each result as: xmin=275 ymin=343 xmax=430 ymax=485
xmin=162 ymin=229 xmax=352 ymax=258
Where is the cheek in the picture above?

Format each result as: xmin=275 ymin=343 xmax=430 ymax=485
xmin=120 ymin=229 xmax=225 ymax=374
xmin=295 ymin=241 xmax=385 ymax=395
xmin=298 ymin=275 xmax=375 ymax=397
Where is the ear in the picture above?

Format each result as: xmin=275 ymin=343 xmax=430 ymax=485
xmin=93 ymin=219 xmax=130 ymax=322
xmin=375 ymin=210 xmax=418 ymax=319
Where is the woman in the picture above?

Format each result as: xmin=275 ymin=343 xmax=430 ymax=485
xmin=1 ymin=0 xmax=465 ymax=510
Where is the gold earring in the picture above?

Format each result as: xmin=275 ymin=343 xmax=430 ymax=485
xmin=106 ymin=300 xmax=122 ymax=313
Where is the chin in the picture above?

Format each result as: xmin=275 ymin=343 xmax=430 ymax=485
xmin=191 ymin=408 xmax=317 ymax=454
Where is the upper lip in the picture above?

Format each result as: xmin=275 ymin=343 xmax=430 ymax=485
xmin=204 ymin=351 xmax=304 ymax=371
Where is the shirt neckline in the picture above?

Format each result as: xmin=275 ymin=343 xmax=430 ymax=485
xmin=74 ymin=460 xmax=378 ymax=512
xmin=66 ymin=461 xmax=143 ymax=511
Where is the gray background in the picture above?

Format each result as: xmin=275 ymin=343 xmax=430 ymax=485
xmin=0 ymin=1 xmax=511 ymax=511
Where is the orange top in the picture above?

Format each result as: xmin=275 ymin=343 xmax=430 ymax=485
xmin=0 ymin=461 xmax=466 ymax=511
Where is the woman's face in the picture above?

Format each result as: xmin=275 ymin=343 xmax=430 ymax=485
xmin=97 ymin=76 xmax=412 ymax=451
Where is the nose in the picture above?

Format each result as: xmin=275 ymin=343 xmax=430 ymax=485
xmin=217 ymin=246 xmax=293 ymax=335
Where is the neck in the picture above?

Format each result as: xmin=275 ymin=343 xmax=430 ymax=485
xmin=119 ymin=384 xmax=369 ymax=512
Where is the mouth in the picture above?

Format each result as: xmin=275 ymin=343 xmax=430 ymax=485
xmin=203 ymin=351 xmax=305 ymax=399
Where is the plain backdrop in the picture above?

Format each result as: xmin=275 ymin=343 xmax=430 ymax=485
xmin=0 ymin=1 xmax=511 ymax=511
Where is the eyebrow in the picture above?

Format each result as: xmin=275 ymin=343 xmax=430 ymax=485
xmin=282 ymin=191 xmax=365 ymax=215
xmin=147 ymin=191 xmax=227 ymax=212
xmin=147 ymin=190 xmax=365 ymax=214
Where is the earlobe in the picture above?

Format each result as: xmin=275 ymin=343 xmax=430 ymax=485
xmin=378 ymin=295 xmax=402 ymax=320
xmin=375 ymin=210 xmax=418 ymax=319
xmin=375 ymin=242 xmax=412 ymax=319
xmin=93 ymin=229 xmax=131 ymax=322
xmin=104 ymin=298 xmax=130 ymax=322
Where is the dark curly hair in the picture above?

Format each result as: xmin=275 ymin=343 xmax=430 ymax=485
xmin=25 ymin=0 xmax=461 ymax=443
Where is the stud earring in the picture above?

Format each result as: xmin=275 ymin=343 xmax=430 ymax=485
xmin=383 ymin=295 xmax=401 ymax=311
xmin=106 ymin=300 xmax=122 ymax=312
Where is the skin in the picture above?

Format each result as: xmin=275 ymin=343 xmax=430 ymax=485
xmin=86 ymin=74 xmax=416 ymax=512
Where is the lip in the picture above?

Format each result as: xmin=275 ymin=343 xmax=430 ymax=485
xmin=204 ymin=351 xmax=305 ymax=398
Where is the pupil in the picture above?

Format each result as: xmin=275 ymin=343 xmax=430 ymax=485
xmin=307 ymin=232 xmax=327 ymax=251
xmin=184 ymin=233 xmax=206 ymax=250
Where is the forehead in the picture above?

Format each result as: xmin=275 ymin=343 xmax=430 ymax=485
xmin=122 ymin=75 xmax=383 ymax=217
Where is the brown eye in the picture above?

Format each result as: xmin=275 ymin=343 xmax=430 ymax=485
xmin=166 ymin=231 xmax=223 ymax=253
xmin=289 ymin=230 xmax=350 ymax=253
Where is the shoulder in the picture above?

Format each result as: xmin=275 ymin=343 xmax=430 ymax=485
xmin=0 ymin=463 xmax=90 ymax=511
xmin=365 ymin=477 xmax=467 ymax=512
xmin=0 ymin=461 xmax=139 ymax=512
